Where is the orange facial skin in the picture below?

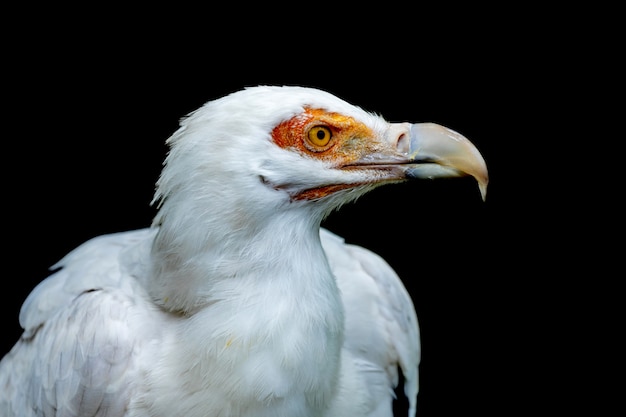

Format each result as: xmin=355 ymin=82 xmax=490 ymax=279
xmin=271 ymin=108 xmax=382 ymax=200
xmin=271 ymin=108 xmax=380 ymax=165
xmin=291 ymin=184 xmax=361 ymax=201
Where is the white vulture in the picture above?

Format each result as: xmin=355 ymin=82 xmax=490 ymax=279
xmin=0 ymin=85 xmax=488 ymax=417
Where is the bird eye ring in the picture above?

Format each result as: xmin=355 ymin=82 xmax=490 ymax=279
xmin=307 ymin=126 xmax=333 ymax=148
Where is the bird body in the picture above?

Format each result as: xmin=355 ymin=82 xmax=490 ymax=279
xmin=0 ymin=86 xmax=488 ymax=416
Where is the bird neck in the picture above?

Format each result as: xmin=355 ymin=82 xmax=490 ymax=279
xmin=143 ymin=213 xmax=346 ymax=413
xmin=147 ymin=209 xmax=341 ymax=317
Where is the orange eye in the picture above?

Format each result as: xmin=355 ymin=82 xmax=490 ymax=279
xmin=307 ymin=126 xmax=332 ymax=148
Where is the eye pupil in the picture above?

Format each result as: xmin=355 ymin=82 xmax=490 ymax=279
xmin=306 ymin=126 xmax=332 ymax=150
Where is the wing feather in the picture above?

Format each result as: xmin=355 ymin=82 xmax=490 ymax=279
xmin=321 ymin=228 xmax=420 ymax=416
xmin=0 ymin=229 xmax=159 ymax=417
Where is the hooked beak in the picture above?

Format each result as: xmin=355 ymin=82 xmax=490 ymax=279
xmin=349 ymin=122 xmax=488 ymax=200
xmin=401 ymin=123 xmax=489 ymax=201
xmin=405 ymin=123 xmax=489 ymax=201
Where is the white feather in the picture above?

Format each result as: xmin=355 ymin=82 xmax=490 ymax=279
xmin=0 ymin=86 xmax=421 ymax=417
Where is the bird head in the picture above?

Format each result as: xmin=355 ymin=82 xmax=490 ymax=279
xmin=147 ymin=85 xmax=488 ymax=313
xmin=152 ymin=85 xmax=488 ymax=229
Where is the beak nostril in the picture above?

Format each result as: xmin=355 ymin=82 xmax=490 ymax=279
xmin=387 ymin=123 xmax=413 ymax=154
xmin=397 ymin=132 xmax=409 ymax=153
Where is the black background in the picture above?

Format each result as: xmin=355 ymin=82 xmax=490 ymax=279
xmin=2 ymin=7 xmax=591 ymax=417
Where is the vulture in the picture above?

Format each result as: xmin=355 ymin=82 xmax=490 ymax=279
xmin=0 ymin=85 xmax=488 ymax=417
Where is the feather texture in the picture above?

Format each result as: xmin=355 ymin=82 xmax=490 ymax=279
xmin=1 ymin=85 xmax=487 ymax=416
